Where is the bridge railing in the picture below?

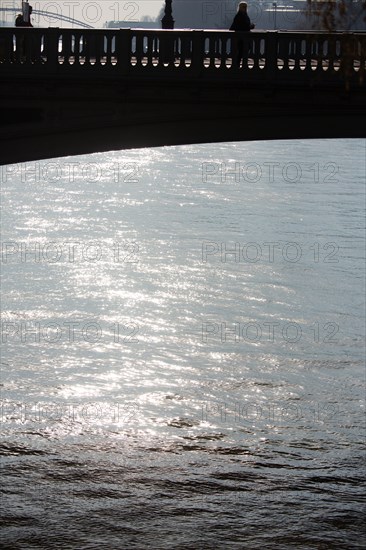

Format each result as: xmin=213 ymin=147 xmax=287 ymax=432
xmin=0 ymin=28 xmax=365 ymax=85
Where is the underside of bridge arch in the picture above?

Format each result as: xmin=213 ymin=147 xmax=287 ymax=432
xmin=0 ymin=76 xmax=365 ymax=166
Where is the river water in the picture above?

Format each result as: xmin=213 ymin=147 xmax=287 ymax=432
xmin=1 ymin=138 xmax=365 ymax=548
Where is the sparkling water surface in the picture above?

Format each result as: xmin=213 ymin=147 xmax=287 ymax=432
xmin=1 ymin=139 xmax=365 ymax=548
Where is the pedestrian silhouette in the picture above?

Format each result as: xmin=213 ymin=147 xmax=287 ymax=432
xmin=230 ymin=2 xmax=255 ymax=67
xmin=15 ymin=5 xmax=33 ymax=27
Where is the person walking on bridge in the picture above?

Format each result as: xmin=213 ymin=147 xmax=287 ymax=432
xmin=15 ymin=5 xmax=33 ymax=27
xmin=230 ymin=2 xmax=255 ymax=67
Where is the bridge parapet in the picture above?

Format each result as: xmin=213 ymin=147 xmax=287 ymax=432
xmin=0 ymin=28 xmax=365 ymax=85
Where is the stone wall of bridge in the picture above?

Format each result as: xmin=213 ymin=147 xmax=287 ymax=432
xmin=0 ymin=29 xmax=365 ymax=165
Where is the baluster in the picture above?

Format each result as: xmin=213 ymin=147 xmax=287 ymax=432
xmin=277 ymin=32 xmax=286 ymax=71
xmin=264 ymin=32 xmax=278 ymax=81
xmin=23 ymin=32 xmax=34 ymax=65
xmin=215 ymin=37 xmax=222 ymax=69
xmin=159 ymin=31 xmax=174 ymax=67
xmin=63 ymin=32 xmax=73 ymax=65
xmin=95 ymin=33 xmax=103 ymax=65
xmin=190 ymin=30 xmax=204 ymax=76
xmin=14 ymin=31 xmax=23 ymax=64
xmin=314 ymin=36 xmax=321 ymax=72
xmin=56 ymin=32 xmax=63 ymax=65
xmin=222 ymin=36 xmax=230 ymax=69
xmin=180 ymin=34 xmax=191 ymax=68
xmin=4 ymin=30 xmax=13 ymax=65
xmin=130 ymin=33 xmax=137 ymax=66
xmin=321 ymin=37 xmax=328 ymax=72
xmin=71 ymin=32 xmax=77 ymax=65
xmin=174 ymin=36 xmax=181 ymax=67
xmin=326 ymin=35 xmax=336 ymax=74
xmin=42 ymin=28 xmax=58 ymax=67
xmin=87 ymin=31 xmax=98 ymax=67
xmin=135 ymin=32 xmax=144 ymax=66
xmin=250 ymin=36 xmax=259 ymax=71
xmin=111 ymin=35 xmax=117 ymax=66
xmin=140 ymin=35 xmax=146 ymax=66
xmin=105 ymin=34 xmax=113 ymax=65
xmin=240 ymin=34 xmax=248 ymax=70
xmin=227 ymin=35 xmax=233 ymax=70
xmin=74 ymin=32 xmax=82 ymax=65
xmin=152 ymin=34 xmax=159 ymax=66
xmin=205 ymin=35 xmax=212 ymax=68
xmin=26 ymin=31 xmax=37 ymax=64
xmin=340 ymin=34 xmax=355 ymax=86
xmin=251 ymin=36 xmax=257 ymax=71
xmin=114 ymin=29 xmax=131 ymax=73
xmin=212 ymin=35 xmax=220 ymax=68
xmin=287 ymin=38 xmax=294 ymax=71
xmin=22 ymin=31 xmax=34 ymax=64
xmin=202 ymin=36 xmax=208 ymax=68
xmin=90 ymin=31 xmax=98 ymax=66
xmin=324 ymin=36 xmax=330 ymax=72
xmin=290 ymin=36 xmax=297 ymax=70
xmin=258 ymin=36 xmax=265 ymax=71
xmin=0 ymin=32 xmax=6 ymax=64
xmin=294 ymin=38 xmax=301 ymax=71
xmin=203 ymin=35 xmax=212 ymax=68
xmin=300 ymin=39 xmax=307 ymax=73
xmin=33 ymin=32 xmax=42 ymax=64
xmin=261 ymin=38 xmax=266 ymax=71
xmin=145 ymin=34 xmax=153 ymax=66
xmin=81 ymin=32 xmax=87 ymax=65
xmin=358 ymin=36 xmax=366 ymax=84
xmin=4 ymin=31 xmax=11 ymax=65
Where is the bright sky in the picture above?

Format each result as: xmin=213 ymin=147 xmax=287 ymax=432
xmin=1 ymin=0 xmax=165 ymax=27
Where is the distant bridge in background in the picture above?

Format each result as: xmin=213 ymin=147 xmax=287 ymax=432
xmin=0 ymin=7 xmax=93 ymax=28
xmin=0 ymin=28 xmax=365 ymax=165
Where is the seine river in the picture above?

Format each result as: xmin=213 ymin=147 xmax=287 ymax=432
xmin=1 ymin=138 xmax=365 ymax=549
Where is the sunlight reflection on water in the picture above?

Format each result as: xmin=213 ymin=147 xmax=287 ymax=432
xmin=1 ymin=139 xmax=365 ymax=548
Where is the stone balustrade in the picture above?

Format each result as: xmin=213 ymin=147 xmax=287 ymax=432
xmin=0 ymin=28 xmax=365 ymax=85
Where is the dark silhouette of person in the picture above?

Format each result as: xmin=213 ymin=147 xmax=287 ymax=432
xmin=15 ymin=6 xmax=33 ymax=27
xmin=15 ymin=6 xmax=35 ymax=62
xmin=230 ymin=2 xmax=255 ymax=67
xmin=15 ymin=13 xmax=24 ymax=26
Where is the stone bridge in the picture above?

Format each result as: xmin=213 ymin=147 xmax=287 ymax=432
xmin=0 ymin=28 xmax=365 ymax=165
